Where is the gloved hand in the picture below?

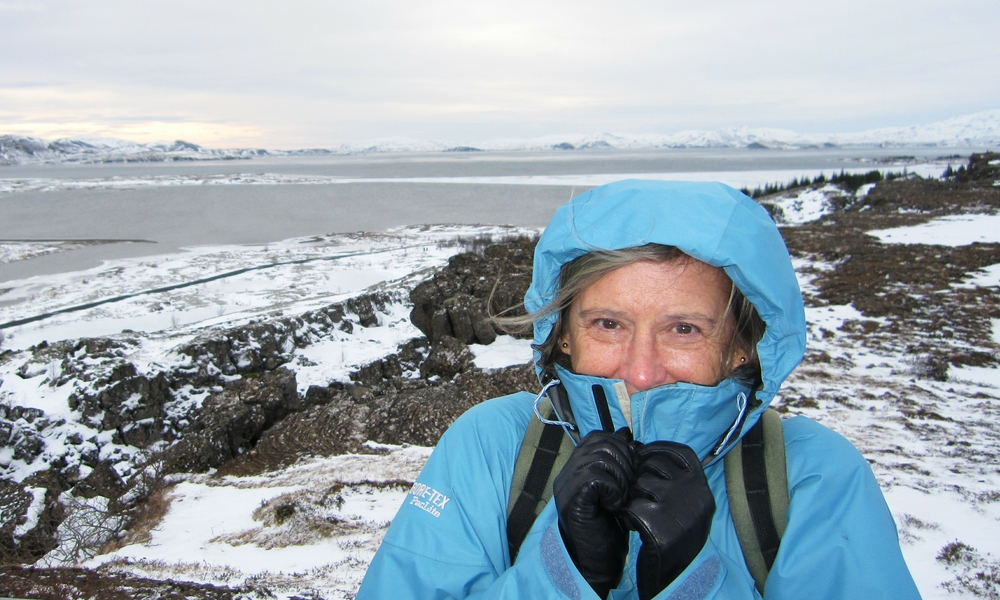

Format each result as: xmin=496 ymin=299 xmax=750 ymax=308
xmin=620 ymin=441 xmax=716 ymax=600
xmin=553 ymin=427 xmax=635 ymax=599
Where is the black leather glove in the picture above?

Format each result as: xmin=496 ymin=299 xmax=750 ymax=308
xmin=553 ymin=427 xmax=635 ymax=599
xmin=620 ymin=441 xmax=716 ymax=600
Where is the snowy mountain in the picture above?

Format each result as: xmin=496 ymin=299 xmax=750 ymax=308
xmin=2 ymin=109 xmax=998 ymax=165
xmin=0 ymin=136 xmax=268 ymax=166
xmin=472 ymin=109 xmax=1000 ymax=151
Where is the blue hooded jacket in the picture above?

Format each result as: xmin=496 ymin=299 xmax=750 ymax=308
xmin=358 ymin=181 xmax=919 ymax=599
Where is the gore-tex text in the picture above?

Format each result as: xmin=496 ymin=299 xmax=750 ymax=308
xmin=408 ymin=482 xmax=451 ymax=518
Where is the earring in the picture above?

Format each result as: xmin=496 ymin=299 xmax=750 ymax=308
xmin=561 ymin=342 xmax=569 ymax=349
xmin=740 ymin=356 xmax=747 ymax=363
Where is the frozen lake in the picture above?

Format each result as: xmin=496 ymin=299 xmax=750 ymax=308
xmin=0 ymin=146 xmax=971 ymax=282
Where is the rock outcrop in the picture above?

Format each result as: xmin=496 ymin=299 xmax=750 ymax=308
xmin=0 ymin=240 xmax=540 ymax=566
xmin=409 ymin=237 xmax=535 ymax=346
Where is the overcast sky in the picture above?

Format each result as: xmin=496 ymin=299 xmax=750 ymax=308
xmin=1 ymin=0 xmax=997 ymax=148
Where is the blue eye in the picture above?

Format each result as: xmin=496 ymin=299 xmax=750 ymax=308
xmin=675 ymin=323 xmax=695 ymax=334
xmin=597 ymin=319 xmax=619 ymax=330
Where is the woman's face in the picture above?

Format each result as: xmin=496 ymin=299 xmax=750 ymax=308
xmin=559 ymin=258 xmax=741 ymax=395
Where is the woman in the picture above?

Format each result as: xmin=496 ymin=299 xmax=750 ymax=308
xmin=358 ymin=180 xmax=919 ymax=599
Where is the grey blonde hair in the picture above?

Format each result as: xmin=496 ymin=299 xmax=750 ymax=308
xmin=496 ymin=244 xmax=766 ymax=385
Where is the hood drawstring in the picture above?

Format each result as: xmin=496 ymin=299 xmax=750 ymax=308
xmin=532 ymin=378 xmax=581 ymax=444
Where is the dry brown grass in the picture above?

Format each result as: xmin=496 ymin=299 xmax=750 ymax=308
xmin=0 ymin=564 xmax=265 ymax=599
xmin=98 ymin=481 xmax=178 ymax=555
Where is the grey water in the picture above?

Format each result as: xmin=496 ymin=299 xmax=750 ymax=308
xmin=0 ymin=147 xmax=974 ymax=283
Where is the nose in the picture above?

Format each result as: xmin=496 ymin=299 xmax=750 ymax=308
xmin=617 ymin=331 xmax=669 ymax=394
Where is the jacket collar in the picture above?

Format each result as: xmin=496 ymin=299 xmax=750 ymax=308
xmin=553 ymin=365 xmax=756 ymax=464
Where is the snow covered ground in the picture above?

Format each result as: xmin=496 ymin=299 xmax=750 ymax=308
xmin=0 ymin=225 xmax=534 ymax=488
xmin=780 ymin=213 xmax=1000 ymax=599
xmin=0 ymin=225 xmax=524 ymax=351
xmin=86 ymin=447 xmax=437 ymax=597
xmin=2 ymin=182 xmax=999 ymax=598
xmin=869 ymin=214 xmax=1000 ymax=247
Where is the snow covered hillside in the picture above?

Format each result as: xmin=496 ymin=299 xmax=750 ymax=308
xmin=0 ymin=136 xmax=266 ymax=166
xmin=467 ymin=109 xmax=1000 ymax=152
xmin=1 ymin=154 xmax=999 ymax=599
xmin=2 ymin=110 xmax=998 ymax=165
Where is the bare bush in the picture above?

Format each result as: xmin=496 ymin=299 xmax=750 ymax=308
xmin=101 ymin=480 xmax=178 ymax=553
xmin=34 ymin=462 xmax=178 ymax=566
xmin=937 ymin=541 xmax=1000 ymax=599
xmin=896 ymin=513 xmax=940 ymax=544
xmin=37 ymin=494 xmax=131 ymax=566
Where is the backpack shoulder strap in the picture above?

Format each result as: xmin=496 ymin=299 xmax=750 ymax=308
xmin=506 ymin=402 xmax=574 ymax=564
xmin=724 ymin=408 xmax=789 ymax=595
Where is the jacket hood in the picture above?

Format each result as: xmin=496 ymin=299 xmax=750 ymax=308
xmin=526 ymin=180 xmax=806 ymax=453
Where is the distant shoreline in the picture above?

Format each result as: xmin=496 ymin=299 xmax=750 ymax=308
xmin=2 ymin=108 xmax=998 ymax=165
xmin=0 ymin=149 xmax=970 ymax=283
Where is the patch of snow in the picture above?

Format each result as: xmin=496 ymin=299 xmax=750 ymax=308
xmin=86 ymin=448 xmax=431 ymax=598
xmin=291 ymin=302 xmax=423 ymax=394
xmin=790 ymin=257 xmax=838 ymax=296
xmin=949 ymin=365 xmax=1000 ymax=388
xmin=955 ymin=263 xmax=1000 ymax=289
xmin=869 ymin=214 xmax=1000 ymax=246
xmin=0 ymin=364 xmax=78 ymax=423
xmin=804 ymin=303 xmax=869 ymax=332
xmin=13 ymin=486 xmax=47 ymax=538
xmin=885 ymin=485 xmax=1000 ymax=598
xmin=856 ymin=183 xmax=877 ymax=196
xmin=770 ymin=185 xmax=841 ymax=224
xmin=1 ymin=241 xmax=101 ymax=264
xmin=469 ymin=335 xmax=534 ymax=369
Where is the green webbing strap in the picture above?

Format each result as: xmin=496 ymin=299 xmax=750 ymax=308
xmin=506 ymin=401 xmax=575 ymax=564
xmin=724 ymin=408 xmax=789 ymax=594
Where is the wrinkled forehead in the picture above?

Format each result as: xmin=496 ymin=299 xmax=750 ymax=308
xmin=567 ymin=257 xmax=737 ymax=335
xmin=570 ymin=254 xmax=733 ymax=305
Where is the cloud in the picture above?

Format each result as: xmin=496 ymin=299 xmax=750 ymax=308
xmin=1 ymin=0 xmax=998 ymax=146
xmin=0 ymin=118 xmax=266 ymax=147
xmin=0 ymin=1 xmax=46 ymax=11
